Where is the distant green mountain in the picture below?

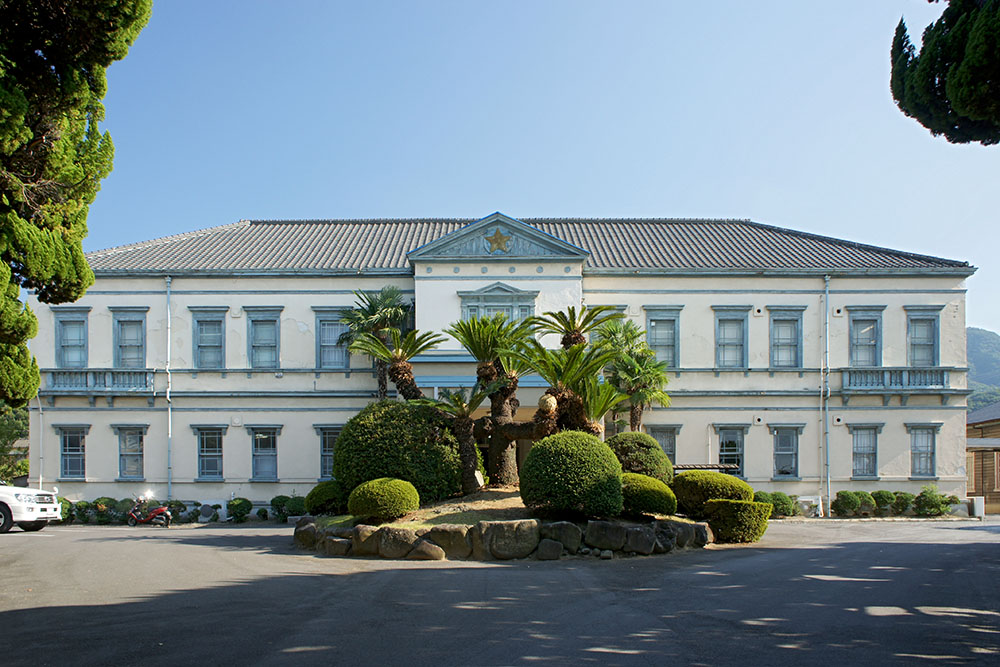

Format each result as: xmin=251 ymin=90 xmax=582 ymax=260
xmin=968 ymin=327 xmax=1000 ymax=411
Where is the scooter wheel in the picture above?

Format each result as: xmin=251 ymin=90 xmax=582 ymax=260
xmin=127 ymin=516 xmax=137 ymax=527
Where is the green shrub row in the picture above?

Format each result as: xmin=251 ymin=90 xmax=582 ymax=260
xmin=831 ymin=486 xmax=960 ymax=518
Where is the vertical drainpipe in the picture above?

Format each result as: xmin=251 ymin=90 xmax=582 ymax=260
xmin=823 ymin=275 xmax=831 ymax=517
xmin=36 ymin=394 xmax=45 ymax=490
xmin=166 ymin=276 xmax=173 ymax=501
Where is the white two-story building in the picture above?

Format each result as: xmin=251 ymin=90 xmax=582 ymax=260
xmin=27 ymin=212 xmax=975 ymax=509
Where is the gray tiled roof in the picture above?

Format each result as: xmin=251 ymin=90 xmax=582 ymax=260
xmin=968 ymin=401 xmax=1000 ymax=426
xmin=86 ymin=218 xmax=973 ymax=274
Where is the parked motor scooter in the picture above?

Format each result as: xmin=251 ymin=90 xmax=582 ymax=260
xmin=127 ymin=496 xmax=171 ymax=527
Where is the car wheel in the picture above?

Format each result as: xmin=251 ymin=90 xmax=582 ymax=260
xmin=0 ymin=504 xmax=12 ymax=534
xmin=17 ymin=521 xmax=46 ymax=532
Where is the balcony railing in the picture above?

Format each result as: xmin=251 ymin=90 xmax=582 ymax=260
xmin=841 ymin=367 xmax=948 ymax=390
xmin=46 ymin=369 xmax=155 ymax=392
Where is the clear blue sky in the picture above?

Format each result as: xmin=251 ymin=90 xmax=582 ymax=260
xmin=87 ymin=1 xmax=998 ymax=331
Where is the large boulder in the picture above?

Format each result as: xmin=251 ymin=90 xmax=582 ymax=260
xmin=318 ymin=536 xmax=352 ymax=557
xmin=624 ymin=525 xmax=656 ymax=555
xmin=658 ymin=519 xmax=695 ymax=548
xmin=653 ymin=522 xmax=677 ymax=554
xmin=541 ymin=521 xmax=583 ymax=554
xmin=423 ymin=524 xmax=473 ymax=559
xmin=294 ymin=522 xmax=318 ymax=549
xmin=352 ymin=525 xmax=381 ymax=556
xmin=479 ymin=520 xmax=541 ymax=560
xmin=378 ymin=526 xmax=418 ymax=558
xmin=535 ymin=538 xmax=563 ymax=561
xmin=406 ymin=539 xmax=446 ymax=560
xmin=584 ymin=520 xmax=627 ymax=551
xmin=692 ymin=522 xmax=714 ymax=547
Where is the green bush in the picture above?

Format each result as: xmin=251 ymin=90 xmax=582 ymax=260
xmin=913 ymin=485 xmax=953 ymax=517
xmin=854 ymin=491 xmax=876 ymax=516
xmin=769 ymin=492 xmax=795 ymax=517
xmin=256 ymin=508 xmax=269 ymax=520
xmin=73 ymin=500 xmax=91 ymax=523
xmin=227 ymin=497 xmax=252 ymax=523
xmin=286 ymin=496 xmax=307 ymax=516
xmin=672 ymin=470 xmax=753 ymax=519
xmin=56 ymin=497 xmax=72 ymax=524
xmin=872 ymin=490 xmax=895 ymax=516
xmin=305 ymin=479 xmax=349 ymax=516
xmin=892 ymin=491 xmax=915 ymax=515
xmin=622 ymin=472 xmax=677 ymax=516
xmin=332 ymin=400 xmax=462 ymax=503
xmin=271 ymin=495 xmax=292 ymax=522
xmin=520 ymin=431 xmax=624 ymax=518
xmin=754 ymin=490 xmax=773 ymax=505
xmin=605 ymin=432 xmax=674 ymax=484
xmin=348 ymin=478 xmax=420 ymax=521
xmin=704 ymin=499 xmax=771 ymax=543
xmin=831 ymin=490 xmax=861 ymax=517
xmin=166 ymin=500 xmax=188 ymax=523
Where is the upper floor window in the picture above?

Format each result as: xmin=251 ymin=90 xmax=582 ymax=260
xmin=313 ymin=308 xmax=349 ymax=369
xmin=110 ymin=307 xmax=148 ymax=369
xmin=847 ymin=306 xmax=885 ymax=367
xmin=53 ymin=306 xmax=90 ymax=368
xmin=245 ymin=307 xmax=283 ymax=369
xmin=458 ymin=282 xmax=538 ymax=322
xmin=189 ymin=307 xmax=228 ymax=369
xmin=848 ymin=423 xmax=882 ymax=478
xmin=905 ymin=305 xmax=943 ymax=367
xmin=113 ymin=424 xmax=148 ymax=480
xmin=315 ymin=425 xmax=342 ymax=479
xmin=714 ymin=424 xmax=749 ymax=477
xmin=907 ymin=423 xmax=941 ymax=478
xmin=56 ymin=424 xmax=89 ymax=479
xmin=712 ymin=306 xmax=751 ymax=369
xmin=193 ymin=424 xmax=227 ymax=480
xmin=645 ymin=306 xmax=682 ymax=367
xmin=767 ymin=306 xmax=805 ymax=369
xmin=249 ymin=425 xmax=281 ymax=481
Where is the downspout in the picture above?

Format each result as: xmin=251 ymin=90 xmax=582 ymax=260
xmin=822 ymin=275 xmax=831 ymax=518
xmin=166 ymin=276 xmax=173 ymax=501
xmin=36 ymin=394 xmax=45 ymax=490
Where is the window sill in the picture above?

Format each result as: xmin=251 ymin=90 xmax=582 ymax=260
xmin=851 ymin=476 xmax=881 ymax=481
xmin=57 ymin=477 xmax=86 ymax=482
xmin=116 ymin=477 xmax=145 ymax=482
xmin=771 ymin=476 xmax=801 ymax=482
xmin=909 ymin=476 xmax=938 ymax=481
xmin=194 ymin=477 xmax=225 ymax=483
xmin=250 ymin=478 xmax=280 ymax=483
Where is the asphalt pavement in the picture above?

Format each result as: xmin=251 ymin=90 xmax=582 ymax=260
xmin=2 ymin=518 xmax=998 ymax=666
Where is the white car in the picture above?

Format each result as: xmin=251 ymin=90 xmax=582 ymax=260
xmin=0 ymin=481 xmax=63 ymax=533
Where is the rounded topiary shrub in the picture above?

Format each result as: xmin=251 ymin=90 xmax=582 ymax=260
xmin=892 ymin=491 xmax=915 ymax=515
xmin=305 ymin=479 xmax=349 ymax=516
xmin=622 ymin=472 xmax=677 ymax=516
xmin=227 ymin=497 xmax=252 ymax=523
xmin=672 ymin=470 xmax=753 ymax=519
xmin=605 ymin=431 xmax=673 ymax=484
xmin=520 ymin=430 xmax=623 ymax=518
xmin=872 ymin=490 xmax=895 ymax=516
xmin=704 ymin=499 xmax=771 ymax=543
xmin=855 ymin=491 xmax=877 ymax=516
xmin=333 ymin=400 xmax=461 ymax=503
xmin=285 ymin=496 xmax=307 ymax=516
xmin=769 ymin=491 xmax=796 ymax=517
xmin=270 ymin=495 xmax=291 ymax=518
xmin=831 ymin=490 xmax=861 ymax=517
xmin=347 ymin=477 xmax=420 ymax=521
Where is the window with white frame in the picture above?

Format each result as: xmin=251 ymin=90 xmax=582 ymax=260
xmin=905 ymin=305 xmax=943 ymax=367
xmin=194 ymin=426 xmax=226 ymax=480
xmin=768 ymin=306 xmax=805 ymax=368
xmin=57 ymin=425 xmax=88 ymax=478
xmin=849 ymin=424 xmax=881 ymax=478
xmin=458 ymin=283 xmax=538 ymax=322
xmin=315 ymin=425 xmax=342 ymax=479
xmin=648 ymin=425 xmax=681 ymax=463
xmin=246 ymin=308 xmax=282 ymax=369
xmin=714 ymin=424 xmax=749 ymax=476
xmin=907 ymin=423 xmax=940 ymax=477
xmin=769 ymin=424 xmax=803 ymax=478
xmin=189 ymin=307 xmax=228 ymax=369
xmin=713 ymin=306 xmax=750 ymax=369
xmin=645 ymin=306 xmax=682 ymax=367
xmin=111 ymin=307 xmax=148 ymax=368
xmin=249 ymin=426 xmax=280 ymax=481
xmin=313 ymin=308 xmax=349 ymax=369
xmin=114 ymin=425 xmax=147 ymax=479
xmin=847 ymin=306 xmax=885 ymax=367
xmin=54 ymin=307 xmax=90 ymax=368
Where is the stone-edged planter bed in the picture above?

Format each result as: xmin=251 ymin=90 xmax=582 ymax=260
xmin=293 ymin=516 xmax=713 ymax=561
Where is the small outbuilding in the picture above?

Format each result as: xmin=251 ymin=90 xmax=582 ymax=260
xmin=966 ymin=402 xmax=1000 ymax=513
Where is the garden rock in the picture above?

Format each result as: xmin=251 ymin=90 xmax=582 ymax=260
xmin=318 ymin=536 xmax=352 ymax=557
xmin=541 ymin=521 xmax=582 ymax=553
xmin=424 ymin=524 xmax=472 ymax=559
xmin=600 ymin=549 xmax=613 ymax=559
xmin=482 ymin=519 xmax=541 ymax=560
xmin=692 ymin=522 xmax=714 ymax=547
xmin=328 ymin=525 xmax=355 ymax=539
xmin=378 ymin=526 xmax=418 ymax=558
xmin=470 ymin=524 xmax=493 ymax=561
xmin=653 ymin=523 xmax=676 ymax=554
xmin=295 ymin=515 xmax=316 ymax=529
xmin=624 ymin=525 xmax=656 ymax=555
xmin=407 ymin=539 xmax=446 ymax=560
xmin=659 ymin=519 xmax=694 ymax=548
xmin=585 ymin=520 xmax=627 ymax=551
xmin=535 ymin=538 xmax=563 ymax=561
xmin=294 ymin=522 xmax=318 ymax=549
xmin=352 ymin=525 xmax=381 ymax=556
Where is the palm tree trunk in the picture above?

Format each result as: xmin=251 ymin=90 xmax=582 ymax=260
xmin=629 ymin=403 xmax=644 ymax=431
xmin=454 ymin=416 xmax=481 ymax=494
xmin=375 ymin=359 xmax=389 ymax=400
xmin=388 ymin=360 xmax=423 ymax=400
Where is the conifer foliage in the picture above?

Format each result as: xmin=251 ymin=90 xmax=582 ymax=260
xmin=0 ymin=1 xmax=151 ymax=404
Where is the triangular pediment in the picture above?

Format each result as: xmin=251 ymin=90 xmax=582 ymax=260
xmin=407 ymin=212 xmax=589 ymax=262
xmin=456 ymin=282 xmax=539 ymax=298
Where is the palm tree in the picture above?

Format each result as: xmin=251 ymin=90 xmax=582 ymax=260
xmin=576 ymin=377 xmax=628 ymax=438
xmin=610 ymin=352 xmax=671 ymax=431
xmin=339 ymin=286 xmax=410 ymax=400
xmin=531 ymin=305 xmax=622 ymax=348
xmin=348 ymin=328 xmax=446 ymax=400
xmin=595 ymin=318 xmax=649 ymax=432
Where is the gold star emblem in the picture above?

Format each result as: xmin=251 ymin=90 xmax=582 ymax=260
xmin=485 ymin=228 xmax=512 ymax=253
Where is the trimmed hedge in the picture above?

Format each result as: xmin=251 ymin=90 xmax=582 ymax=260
xmin=872 ymin=490 xmax=895 ymax=516
xmin=333 ymin=400 xmax=461 ymax=503
xmin=704 ymin=499 xmax=771 ymax=543
xmin=227 ymin=497 xmax=252 ymax=523
xmin=855 ymin=491 xmax=877 ymax=516
xmin=606 ymin=432 xmax=674 ymax=484
xmin=831 ymin=491 xmax=861 ymax=517
xmin=753 ymin=490 xmax=796 ymax=518
xmin=672 ymin=470 xmax=753 ymax=519
xmin=305 ymin=479 xmax=349 ymax=516
xmin=520 ymin=431 xmax=624 ymax=518
xmin=348 ymin=478 xmax=420 ymax=521
xmin=892 ymin=491 xmax=915 ymax=515
xmin=622 ymin=472 xmax=677 ymax=516
xmin=286 ymin=496 xmax=307 ymax=516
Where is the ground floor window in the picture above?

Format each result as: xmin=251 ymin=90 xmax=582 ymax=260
xmin=907 ymin=424 xmax=939 ymax=478
xmin=250 ymin=427 xmax=280 ymax=481
xmin=648 ymin=426 xmax=679 ymax=463
xmin=196 ymin=427 xmax=225 ymax=480
xmin=770 ymin=425 xmax=802 ymax=478
xmin=115 ymin=426 xmax=147 ymax=479
xmin=714 ymin=425 xmax=748 ymax=477
xmin=851 ymin=426 xmax=879 ymax=478
xmin=58 ymin=426 xmax=88 ymax=479
xmin=316 ymin=426 xmax=342 ymax=479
